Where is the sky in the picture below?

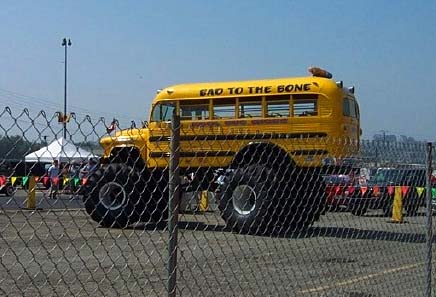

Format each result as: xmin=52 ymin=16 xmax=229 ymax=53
xmin=0 ymin=0 xmax=436 ymax=140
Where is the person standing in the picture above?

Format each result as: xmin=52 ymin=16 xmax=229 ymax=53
xmin=79 ymin=158 xmax=98 ymax=179
xmin=47 ymin=159 xmax=60 ymax=199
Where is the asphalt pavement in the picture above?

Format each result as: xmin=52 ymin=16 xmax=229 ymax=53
xmin=0 ymin=190 xmax=432 ymax=296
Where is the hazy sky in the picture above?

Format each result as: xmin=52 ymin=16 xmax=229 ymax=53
xmin=1 ymin=1 xmax=435 ymax=140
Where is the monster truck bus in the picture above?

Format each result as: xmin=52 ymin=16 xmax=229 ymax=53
xmin=83 ymin=67 xmax=361 ymax=234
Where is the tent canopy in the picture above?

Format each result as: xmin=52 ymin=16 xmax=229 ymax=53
xmin=25 ymin=137 xmax=97 ymax=163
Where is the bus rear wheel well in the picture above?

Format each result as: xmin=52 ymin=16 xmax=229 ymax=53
xmin=230 ymin=142 xmax=295 ymax=171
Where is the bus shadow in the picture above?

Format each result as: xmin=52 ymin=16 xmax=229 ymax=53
xmin=128 ymin=220 xmax=431 ymax=244
xmin=129 ymin=220 xmax=231 ymax=232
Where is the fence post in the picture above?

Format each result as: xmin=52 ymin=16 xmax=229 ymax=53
xmin=168 ymin=113 xmax=181 ymax=297
xmin=425 ymin=142 xmax=433 ymax=297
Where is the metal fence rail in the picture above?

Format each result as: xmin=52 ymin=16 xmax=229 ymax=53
xmin=0 ymin=108 xmax=434 ymax=296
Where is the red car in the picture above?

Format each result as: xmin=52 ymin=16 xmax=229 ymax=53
xmin=323 ymin=174 xmax=353 ymax=211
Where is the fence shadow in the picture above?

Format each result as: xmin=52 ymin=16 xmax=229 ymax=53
xmin=289 ymin=226 xmax=429 ymax=244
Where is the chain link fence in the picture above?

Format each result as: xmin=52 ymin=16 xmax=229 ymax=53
xmin=0 ymin=108 xmax=435 ymax=296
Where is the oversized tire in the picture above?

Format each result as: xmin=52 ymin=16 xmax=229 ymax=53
xmin=83 ymin=164 xmax=152 ymax=228
xmin=218 ymin=165 xmax=324 ymax=235
xmin=218 ymin=165 xmax=276 ymax=234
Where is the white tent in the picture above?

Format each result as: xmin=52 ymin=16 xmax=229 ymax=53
xmin=25 ymin=137 xmax=97 ymax=163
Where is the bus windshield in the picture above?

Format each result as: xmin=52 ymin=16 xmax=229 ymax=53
xmin=151 ymin=102 xmax=175 ymax=122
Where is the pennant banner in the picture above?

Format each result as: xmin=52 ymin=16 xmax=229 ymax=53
xmin=432 ymin=188 xmax=436 ymax=199
xmin=360 ymin=186 xmax=368 ymax=195
xmin=347 ymin=186 xmax=355 ymax=195
xmin=416 ymin=187 xmax=425 ymax=198
xmin=387 ymin=186 xmax=395 ymax=196
xmin=372 ymin=186 xmax=380 ymax=196
xmin=401 ymin=186 xmax=410 ymax=196
xmin=0 ymin=175 xmax=90 ymax=188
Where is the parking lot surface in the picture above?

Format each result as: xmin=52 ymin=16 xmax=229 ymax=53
xmin=0 ymin=190 xmax=432 ymax=296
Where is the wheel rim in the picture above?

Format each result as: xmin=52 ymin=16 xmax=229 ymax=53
xmin=6 ymin=186 xmax=15 ymax=196
xmin=232 ymin=185 xmax=257 ymax=215
xmin=99 ymin=182 xmax=127 ymax=210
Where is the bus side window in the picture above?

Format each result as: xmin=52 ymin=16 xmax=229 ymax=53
xmin=180 ymin=100 xmax=209 ymax=121
xmin=213 ymin=98 xmax=235 ymax=119
xmin=343 ymin=97 xmax=358 ymax=118
xmin=293 ymin=95 xmax=318 ymax=116
xmin=239 ymin=96 xmax=262 ymax=118
xmin=266 ymin=95 xmax=290 ymax=117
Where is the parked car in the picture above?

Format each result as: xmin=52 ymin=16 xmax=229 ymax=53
xmin=0 ymin=180 xmax=16 ymax=196
xmin=323 ymin=174 xmax=354 ymax=211
xmin=346 ymin=168 xmax=427 ymax=216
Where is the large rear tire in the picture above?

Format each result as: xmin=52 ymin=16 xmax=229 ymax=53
xmin=218 ymin=165 xmax=275 ymax=234
xmin=83 ymin=164 xmax=150 ymax=228
xmin=218 ymin=165 xmax=325 ymax=235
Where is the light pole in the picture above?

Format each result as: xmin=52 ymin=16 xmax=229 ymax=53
xmin=61 ymin=38 xmax=72 ymax=139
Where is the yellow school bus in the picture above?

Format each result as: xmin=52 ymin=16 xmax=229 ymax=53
xmin=84 ymin=67 xmax=361 ymax=234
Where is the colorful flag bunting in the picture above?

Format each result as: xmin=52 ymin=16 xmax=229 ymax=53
xmin=22 ymin=176 xmax=29 ymax=186
xmin=0 ymin=176 xmax=5 ymax=186
xmin=401 ymin=186 xmax=409 ymax=196
xmin=74 ymin=178 xmax=80 ymax=186
xmin=372 ymin=186 xmax=380 ymax=196
xmin=63 ymin=178 xmax=70 ymax=186
xmin=347 ymin=186 xmax=355 ymax=194
xmin=11 ymin=177 xmax=17 ymax=186
xmin=416 ymin=187 xmax=425 ymax=198
xmin=387 ymin=186 xmax=395 ymax=196
xmin=81 ymin=177 xmax=88 ymax=185
xmin=360 ymin=186 xmax=368 ymax=195
xmin=432 ymin=188 xmax=436 ymax=199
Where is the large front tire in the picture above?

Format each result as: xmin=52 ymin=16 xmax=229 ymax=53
xmin=83 ymin=164 xmax=148 ymax=228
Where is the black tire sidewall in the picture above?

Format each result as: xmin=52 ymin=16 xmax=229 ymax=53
xmin=83 ymin=164 xmax=145 ymax=228
xmin=219 ymin=165 xmax=274 ymax=233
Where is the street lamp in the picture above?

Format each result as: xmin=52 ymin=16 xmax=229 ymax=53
xmin=61 ymin=38 xmax=72 ymax=139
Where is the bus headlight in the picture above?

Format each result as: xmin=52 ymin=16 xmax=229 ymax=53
xmin=322 ymin=157 xmax=337 ymax=166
